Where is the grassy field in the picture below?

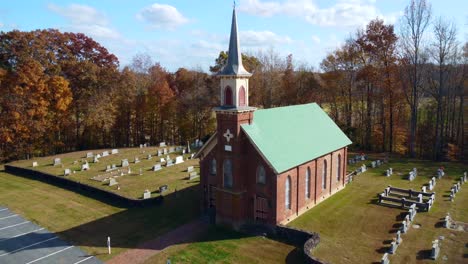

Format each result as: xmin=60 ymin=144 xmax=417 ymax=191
xmin=143 ymin=226 xmax=304 ymax=264
xmin=289 ymin=157 xmax=468 ymax=264
xmin=9 ymin=147 xmax=199 ymax=199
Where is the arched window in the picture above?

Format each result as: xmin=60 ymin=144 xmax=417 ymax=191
xmin=239 ymin=86 xmax=246 ymax=106
xmin=256 ymin=165 xmax=266 ymax=184
xmin=322 ymin=160 xmax=327 ymax=190
xmin=224 ymin=86 xmax=233 ymax=106
xmin=305 ymin=167 xmax=311 ymax=199
xmin=223 ymin=159 xmax=233 ymax=188
xmin=210 ymin=159 xmax=216 ymax=175
xmin=337 ymin=154 xmax=341 ymax=181
xmin=285 ymin=176 xmax=291 ymax=210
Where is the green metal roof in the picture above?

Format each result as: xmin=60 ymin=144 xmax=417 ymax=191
xmin=241 ymin=103 xmax=352 ymax=174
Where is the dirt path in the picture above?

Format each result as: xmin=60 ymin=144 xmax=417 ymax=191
xmin=106 ymin=218 xmax=208 ymax=264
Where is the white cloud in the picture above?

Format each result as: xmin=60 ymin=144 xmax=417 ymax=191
xmin=239 ymin=0 xmax=398 ymax=28
xmin=136 ymin=3 xmax=188 ymax=30
xmin=0 ymin=22 xmax=3 ymax=28
xmin=240 ymin=30 xmax=292 ymax=47
xmin=48 ymin=3 xmax=120 ymax=39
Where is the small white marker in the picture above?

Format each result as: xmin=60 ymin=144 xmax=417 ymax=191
xmin=107 ymin=236 xmax=111 ymax=254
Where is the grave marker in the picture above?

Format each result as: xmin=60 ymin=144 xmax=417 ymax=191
xmin=93 ymin=156 xmax=99 ymax=163
xmin=166 ymin=159 xmax=174 ymax=167
xmin=175 ymin=156 xmax=184 ymax=164
xmin=109 ymin=178 xmax=118 ymax=186
xmin=189 ymin=171 xmax=199 ymax=180
xmin=64 ymin=168 xmax=71 ymax=176
xmin=111 ymin=149 xmax=119 ymax=154
xmin=153 ymin=164 xmax=162 ymax=171
xmin=86 ymin=152 xmax=94 ymax=158
xmin=134 ymin=157 xmax=140 ymax=164
xmin=147 ymin=154 xmax=152 ymax=160
xmin=381 ymin=253 xmax=389 ymax=264
xmin=102 ymin=151 xmax=109 ymax=157
xmin=121 ymin=159 xmax=129 ymax=167
xmin=159 ymin=185 xmax=168 ymax=193
xmin=159 ymin=142 xmax=166 ymax=147
xmin=143 ymin=190 xmax=151 ymax=199
xmin=430 ymin=240 xmax=439 ymax=260
xmin=81 ymin=162 xmax=90 ymax=171
xmin=32 ymin=161 xmax=38 ymax=167
xmin=389 ymin=241 xmax=398 ymax=254
xmin=187 ymin=166 xmax=194 ymax=172
xmin=53 ymin=158 xmax=61 ymax=166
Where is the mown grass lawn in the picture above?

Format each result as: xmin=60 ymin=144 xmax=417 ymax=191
xmin=289 ymin=158 xmax=467 ymax=264
xmin=9 ymin=147 xmax=199 ymax=199
xmin=143 ymin=226 xmax=304 ymax=264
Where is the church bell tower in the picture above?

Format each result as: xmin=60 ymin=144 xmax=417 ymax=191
xmin=213 ymin=6 xmax=256 ymax=227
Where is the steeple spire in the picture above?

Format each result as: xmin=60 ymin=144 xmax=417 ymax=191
xmin=219 ymin=6 xmax=251 ymax=77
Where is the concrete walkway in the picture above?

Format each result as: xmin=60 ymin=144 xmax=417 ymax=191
xmin=106 ymin=219 xmax=208 ymax=264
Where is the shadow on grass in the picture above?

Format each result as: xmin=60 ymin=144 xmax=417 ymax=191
xmin=416 ymin=249 xmax=432 ymax=260
xmin=375 ymin=246 xmax=388 ymax=254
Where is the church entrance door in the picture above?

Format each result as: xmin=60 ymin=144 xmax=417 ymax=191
xmin=255 ymin=196 xmax=268 ymax=222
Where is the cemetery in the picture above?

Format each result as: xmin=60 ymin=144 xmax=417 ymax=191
xmin=7 ymin=145 xmax=200 ymax=199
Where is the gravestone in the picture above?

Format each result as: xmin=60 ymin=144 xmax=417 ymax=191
xmin=147 ymin=154 xmax=152 ymax=160
xmin=157 ymin=150 xmax=163 ymax=156
xmin=163 ymin=148 xmax=168 ymax=155
xmin=81 ymin=162 xmax=90 ymax=171
xmin=64 ymin=168 xmax=71 ymax=176
xmin=371 ymin=161 xmax=376 ymax=168
xmin=408 ymin=171 xmax=415 ymax=181
xmin=86 ymin=152 xmax=94 ymax=158
xmin=189 ymin=171 xmax=199 ymax=180
xmin=437 ymin=168 xmax=444 ymax=179
xmin=401 ymin=220 xmax=408 ymax=233
xmin=449 ymin=194 xmax=454 ymax=202
xmin=121 ymin=159 xmax=129 ymax=167
xmin=111 ymin=149 xmax=119 ymax=155
xmin=389 ymin=168 xmax=393 ymax=175
xmin=159 ymin=142 xmax=166 ymax=147
xmin=112 ymin=164 xmax=117 ymax=170
xmin=421 ymin=186 xmax=426 ymax=193
xmin=361 ymin=164 xmax=366 ymax=172
xmin=134 ymin=157 xmax=140 ymax=164
xmin=159 ymin=185 xmax=168 ymax=193
xmin=430 ymin=240 xmax=439 ymax=260
xmin=187 ymin=166 xmax=194 ymax=172
xmin=139 ymin=168 xmax=143 ymax=175
xmin=93 ymin=156 xmax=99 ymax=163
xmin=166 ymin=159 xmax=174 ymax=167
xmin=182 ymin=149 xmax=186 ymax=154
xmin=109 ymin=178 xmax=118 ymax=186
xmin=106 ymin=165 xmax=112 ymax=172
xmin=153 ymin=164 xmax=162 ymax=171
xmin=381 ymin=253 xmax=389 ymax=264
xmin=96 ymin=154 xmax=101 ymax=159
xmin=396 ymin=230 xmax=402 ymax=244
xmin=143 ymin=190 xmax=151 ymax=199
xmin=102 ymin=151 xmax=109 ymax=157
xmin=53 ymin=158 xmax=61 ymax=166
xmin=389 ymin=241 xmax=398 ymax=254
xmin=413 ymin=168 xmax=417 ymax=177
xmin=140 ymin=144 xmax=143 ymax=148
xmin=32 ymin=161 xmax=38 ymax=167
xmin=444 ymin=214 xmax=451 ymax=228
xmin=386 ymin=169 xmax=390 ymax=177
xmin=428 ymin=181 xmax=433 ymax=191
xmin=175 ymin=156 xmax=184 ymax=164
xmin=190 ymin=153 xmax=195 ymax=159
xmin=160 ymin=158 xmax=166 ymax=163
xmin=169 ymin=147 xmax=175 ymax=153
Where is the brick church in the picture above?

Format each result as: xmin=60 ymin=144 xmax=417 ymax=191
xmin=195 ymin=7 xmax=352 ymax=228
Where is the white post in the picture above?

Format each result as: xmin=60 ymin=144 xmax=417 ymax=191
xmin=107 ymin=236 xmax=111 ymax=254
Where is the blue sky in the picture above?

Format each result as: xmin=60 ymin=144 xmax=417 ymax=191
xmin=0 ymin=0 xmax=466 ymax=72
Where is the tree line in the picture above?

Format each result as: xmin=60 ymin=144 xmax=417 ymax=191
xmin=0 ymin=0 xmax=465 ymax=162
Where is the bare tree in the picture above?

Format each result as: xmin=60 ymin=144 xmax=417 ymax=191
xmin=430 ymin=17 xmax=457 ymax=160
xmin=399 ymin=0 xmax=432 ymax=157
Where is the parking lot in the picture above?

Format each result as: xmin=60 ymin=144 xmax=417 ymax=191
xmin=0 ymin=206 xmax=101 ymax=264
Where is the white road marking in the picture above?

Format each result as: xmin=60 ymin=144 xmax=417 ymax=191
xmin=0 ymin=214 xmax=18 ymax=220
xmin=0 ymin=228 xmax=45 ymax=242
xmin=73 ymin=256 xmax=94 ymax=264
xmin=0 ymin=221 xmax=29 ymax=231
xmin=25 ymin=245 xmax=74 ymax=264
xmin=0 ymin=236 xmax=58 ymax=257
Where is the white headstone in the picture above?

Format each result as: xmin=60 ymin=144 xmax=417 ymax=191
xmin=86 ymin=152 xmax=94 ymax=158
xmin=160 ymin=158 xmax=166 ymax=163
xmin=121 ymin=159 xmax=129 ymax=167
xmin=32 ymin=161 xmax=38 ymax=167
xmin=81 ymin=162 xmax=90 ymax=171
xmin=134 ymin=157 xmax=140 ymax=163
xmin=143 ymin=190 xmax=151 ymax=199
xmin=147 ymin=154 xmax=152 ymax=160
xmin=153 ymin=164 xmax=162 ymax=171
xmin=166 ymin=159 xmax=174 ymax=167
xmin=53 ymin=158 xmax=61 ymax=166
xmin=93 ymin=156 xmax=99 ymax=163
xmin=189 ymin=171 xmax=199 ymax=180
xmin=157 ymin=150 xmax=163 ymax=156
xmin=64 ymin=168 xmax=71 ymax=176
xmin=159 ymin=142 xmax=166 ymax=147
xmin=111 ymin=149 xmax=119 ymax=155
xmin=175 ymin=156 xmax=184 ymax=164
xmin=163 ymin=148 xmax=168 ymax=154
xmin=109 ymin=178 xmax=118 ymax=186
xmin=102 ymin=151 xmax=109 ymax=157
xmin=187 ymin=166 xmax=194 ymax=172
